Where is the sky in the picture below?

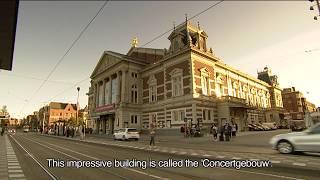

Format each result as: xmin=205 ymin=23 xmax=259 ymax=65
xmin=0 ymin=1 xmax=319 ymax=119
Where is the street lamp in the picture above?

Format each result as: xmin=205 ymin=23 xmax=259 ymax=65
xmin=310 ymin=0 xmax=320 ymax=20
xmin=76 ymin=87 xmax=80 ymax=126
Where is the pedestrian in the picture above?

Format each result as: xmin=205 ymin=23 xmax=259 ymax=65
xmin=66 ymin=126 xmax=70 ymax=137
xmin=224 ymin=123 xmax=232 ymax=141
xmin=211 ymin=124 xmax=218 ymax=141
xmin=219 ymin=124 xmax=225 ymax=141
xmin=71 ymin=127 xmax=75 ymax=138
xmin=1 ymin=126 xmax=5 ymax=136
xmin=232 ymin=123 xmax=237 ymax=137
xmin=149 ymin=128 xmax=155 ymax=147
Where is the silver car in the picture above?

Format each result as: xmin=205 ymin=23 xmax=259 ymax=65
xmin=270 ymin=123 xmax=320 ymax=154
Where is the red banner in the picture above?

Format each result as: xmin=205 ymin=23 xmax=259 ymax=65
xmin=95 ymin=104 xmax=115 ymax=112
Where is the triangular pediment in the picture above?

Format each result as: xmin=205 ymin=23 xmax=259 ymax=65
xmin=90 ymin=52 xmax=122 ymax=78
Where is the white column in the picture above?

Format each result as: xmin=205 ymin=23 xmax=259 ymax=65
xmin=95 ymin=83 xmax=99 ymax=107
xmin=108 ymin=77 xmax=112 ymax=104
xmin=121 ymin=70 xmax=127 ymax=103
xmin=102 ymin=80 xmax=106 ymax=105
xmin=117 ymin=72 xmax=121 ymax=103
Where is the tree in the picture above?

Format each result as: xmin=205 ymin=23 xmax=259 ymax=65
xmin=1 ymin=105 xmax=8 ymax=114
xmin=68 ymin=117 xmax=76 ymax=126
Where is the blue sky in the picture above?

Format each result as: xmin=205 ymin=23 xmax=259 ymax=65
xmin=0 ymin=1 xmax=319 ymax=118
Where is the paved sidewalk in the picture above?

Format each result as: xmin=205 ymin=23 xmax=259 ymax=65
xmin=41 ymin=131 xmax=320 ymax=171
xmin=0 ymin=134 xmax=26 ymax=180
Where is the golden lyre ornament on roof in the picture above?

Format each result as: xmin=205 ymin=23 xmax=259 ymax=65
xmin=131 ymin=37 xmax=139 ymax=47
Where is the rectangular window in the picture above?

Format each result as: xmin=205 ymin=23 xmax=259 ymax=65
xmin=201 ymin=76 xmax=209 ymax=95
xmin=202 ymin=109 xmax=213 ymax=121
xmin=149 ymin=85 xmax=157 ymax=102
xmin=131 ymin=115 xmax=138 ymax=124
xmin=111 ymin=78 xmax=118 ymax=103
xmin=172 ymin=76 xmax=183 ymax=97
xmin=172 ymin=110 xmax=185 ymax=121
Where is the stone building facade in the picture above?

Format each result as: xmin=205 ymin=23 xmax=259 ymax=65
xmin=88 ymin=21 xmax=284 ymax=134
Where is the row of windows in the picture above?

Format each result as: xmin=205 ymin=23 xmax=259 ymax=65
xmin=51 ymin=112 xmax=75 ymax=117
xmin=149 ymin=109 xmax=214 ymax=122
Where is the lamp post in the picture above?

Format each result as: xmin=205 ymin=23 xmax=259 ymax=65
xmin=76 ymin=87 xmax=80 ymax=126
xmin=76 ymin=87 xmax=82 ymax=139
xmin=309 ymin=0 xmax=320 ymax=20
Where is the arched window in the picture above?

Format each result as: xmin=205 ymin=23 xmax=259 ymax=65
xmin=200 ymin=68 xmax=210 ymax=95
xmin=170 ymin=68 xmax=183 ymax=97
xmin=148 ymin=75 xmax=157 ymax=102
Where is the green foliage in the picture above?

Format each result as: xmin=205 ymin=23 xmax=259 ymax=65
xmin=68 ymin=117 xmax=77 ymax=126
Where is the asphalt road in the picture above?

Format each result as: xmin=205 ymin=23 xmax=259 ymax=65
xmin=6 ymin=132 xmax=320 ymax=180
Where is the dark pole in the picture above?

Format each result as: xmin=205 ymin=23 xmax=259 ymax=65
xmin=76 ymin=87 xmax=80 ymax=126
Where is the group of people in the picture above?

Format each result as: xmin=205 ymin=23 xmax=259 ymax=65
xmin=210 ymin=122 xmax=238 ymax=141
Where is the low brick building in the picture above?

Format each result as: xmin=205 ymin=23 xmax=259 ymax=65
xmin=282 ymin=87 xmax=316 ymax=120
xmin=39 ymin=102 xmax=77 ymax=126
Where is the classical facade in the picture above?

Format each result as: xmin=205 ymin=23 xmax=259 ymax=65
xmin=88 ymin=21 xmax=284 ymax=134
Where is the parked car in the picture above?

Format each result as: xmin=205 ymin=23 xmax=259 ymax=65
xmin=248 ymin=124 xmax=259 ymax=131
xmin=113 ymin=128 xmax=140 ymax=141
xmin=262 ymin=123 xmax=277 ymax=130
xmin=257 ymin=123 xmax=270 ymax=131
xmin=270 ymin=122 xmax=320 ymax=154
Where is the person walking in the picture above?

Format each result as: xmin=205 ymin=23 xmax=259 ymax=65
xmin=232 ymin=123 xmax=237 ymax=137
xmin=224 ymin=123 xmax=232 ymax=141
xmin=219 ymin=124 xmax=225 ymax=141
xmin=1 ymin=126 xmax=5 ymax=136
xmin=149 ymin=128 xmax=156 ymax=147
xmin=211 ymin=124 xmax=218 ymax=141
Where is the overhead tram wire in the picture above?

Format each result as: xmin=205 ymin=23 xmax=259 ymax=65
xmin=22 ymin=0 xmax=223 ymax=117
xmin=19 ymin=0 xmax=109 ymax=114
xmin=0 ymin=73 xmax=75 ymax=85
xmin=141 ymin=0 xmax=224 ymax=48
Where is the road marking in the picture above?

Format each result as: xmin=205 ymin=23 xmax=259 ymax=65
xmin=232 ymin=157 xmax=241 ymax=160
xmin=202 ymin=154 xmax=211 ymax=157
xmin=10 ymin=135 xmax=56 ymax=180
xmin=270 ymin=160 xmax=281 ymax=164
xmin=216 ymin=156 xmax=225 ymax=158
xmin=249 ymin=159 xmax=260 ymax=161
xmin=307 ymin=162 xmax=320 ymax=166
xmin=8 ymin=170 xmax=23 ymax=173
xmin=8 ymin=163 xmax=19 ymax=166
xmin=224 ymin=168 xmax=304 ymax=180
xmin=191 ymin=153 xmax=199 ymax=156
xmin=8 ymin=166 xmax=21 ymax=169
xmin=9 ymin=174 xmax=25 ymax=178
xmin=292 ymin=163 xmax=306 ymax=167
xmin=179 ymin=152 xmax=187 ymax=155
xmin=24 ymin=137 xmax=169 ymax=180
xmin=170 ymin=151 xmax=177 ymax=154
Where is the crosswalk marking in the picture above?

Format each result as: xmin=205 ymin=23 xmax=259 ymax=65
xmin=293 ymin=163 xmax=306 ymax=167
xmin=4 ymin=135 xmax=26 ymax=180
